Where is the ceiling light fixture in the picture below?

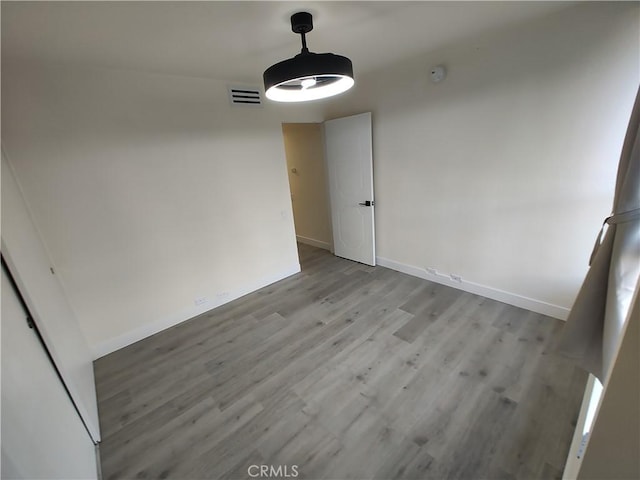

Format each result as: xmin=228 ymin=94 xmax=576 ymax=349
xmin=263 ymin=12 xmax=354 ymax=103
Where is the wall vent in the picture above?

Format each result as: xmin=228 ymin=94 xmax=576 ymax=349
xmin=227 ymin=86 xmax=263 ymax=107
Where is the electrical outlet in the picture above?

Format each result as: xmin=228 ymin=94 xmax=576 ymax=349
xmin=216 ymin=291 xmax=230 ymax=299
xmin=450 ymin=274 xmax=462 ymax=283
xmin=426 ymin=267 xmax=438 ymax=275
xmin=194 ymin=296 xmax=208 ymax=306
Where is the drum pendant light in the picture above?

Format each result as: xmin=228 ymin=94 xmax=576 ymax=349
xmin=263 ymin=12 xmax=354 ymax=103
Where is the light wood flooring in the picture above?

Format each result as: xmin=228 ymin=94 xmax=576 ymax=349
xmin=95 ymin=243 xmax=586 ymax=480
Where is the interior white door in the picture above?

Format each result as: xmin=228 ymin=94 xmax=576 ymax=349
xmin=1 ymin=266 xmax=98 ymax=479
xmin=324 ymin=112 xmax=376 ymax=265
xmin=1 ymin=154 xmax=101 ymax=442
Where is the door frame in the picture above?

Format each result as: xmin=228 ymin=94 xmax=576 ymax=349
xmin=323 ymin=111 xmax=376 ymax=266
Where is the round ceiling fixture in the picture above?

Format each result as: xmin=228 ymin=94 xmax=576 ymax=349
xmin=263 ymin=12 xmax=354 ymax=103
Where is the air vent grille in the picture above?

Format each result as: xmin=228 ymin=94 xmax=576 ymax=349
xmin=228 ymin=86 xmax=263 ymax=107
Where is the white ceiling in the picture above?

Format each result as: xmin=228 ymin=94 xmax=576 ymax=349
xmin=2 ymin=1 xmax=574 ymax=84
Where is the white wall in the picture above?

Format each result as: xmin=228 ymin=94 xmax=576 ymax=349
xmin=321 ymin=2 xmax=640 ymax=317
xmin=1 ymin=62 xmax=318 ymax=357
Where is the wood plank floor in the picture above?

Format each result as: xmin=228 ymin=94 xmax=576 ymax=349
xmin=95 ymin=243 xmax=586 ymax=480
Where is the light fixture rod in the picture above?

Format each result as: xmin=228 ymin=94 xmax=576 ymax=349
xmin=300 ymin=31 xmax=309 ymax=54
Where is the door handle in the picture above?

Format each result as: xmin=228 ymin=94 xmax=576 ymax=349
xmin=358 ymin=201 xmax=374 ymax=207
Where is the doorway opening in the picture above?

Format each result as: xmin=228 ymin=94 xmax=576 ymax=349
xmin=281 ymin=123 xmax=334 ymax=270
xmin=282 ymin=113 xmax=376 ymax=269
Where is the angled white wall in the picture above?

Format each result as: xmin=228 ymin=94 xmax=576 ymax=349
xmin=1 ymin=63 xmax=313 ymax=358
xmin=322 ymin=2 xmax=640 ymax=317
xmin=2 ymin=153 xmax=101 ymax=441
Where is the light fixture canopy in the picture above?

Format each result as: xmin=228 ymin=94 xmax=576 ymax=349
xmin=264 ymin=12 xmax=354 ymax=103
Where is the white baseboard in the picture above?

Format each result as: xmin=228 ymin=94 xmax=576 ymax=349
xmin=91 ymin=263 xmax=301 ymax=359
xmin=376 ymin=256 xmax=570 ymax=321
xmin=296 ymin=235 xmax=332 ymax=251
